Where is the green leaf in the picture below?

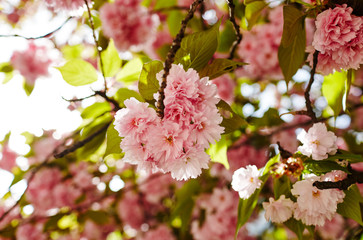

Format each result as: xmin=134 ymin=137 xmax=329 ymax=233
xmin=337 ymin=184 xmax=363 ymax=226
xmin=114 ymin=88 xmax=144 ymax=107
xmin=57 ymin=59 xmax=98 ymax=86
xmin=138 ymin=60 xmax=163 ymax=101
xmin=263 ymin=154 xmax=280 ymax=175
xmin=244 ymin=0 xmax=263 ymax=3
xmin=23 ymin=81 xmax=34 ymax=96
xmin=216 ymin=100 xmax=247 ymax=134
xmin=198 ymin=59 xmax=246 ymax=79
xmin=116 ymin=58 xmax=144 ymax=83
xmin=171 ymin=179 xmax=201 ymax=235
xmin=81 ymin=102 xmax=111 ymax=119
xmin=44 ymin=213 xmax=66 ymax=231
xmin=104 ymin=122 xmax=122 ymax=158
xmin=273 ymin=175 xmax=292 ymax=199
xmin=326 ymin=150 xmax=363 ymax=163
xmin=207 ymin=135 xmax=229 ymax=169
xmin=281 ymin=6 xmax=306 ymax=47
xmin=100 ymin=39 xmax=122 ymax=77
xmin=284 ymin=218 xmax=306 ymax=240
xmin=175 ymin=20 xmax=221 ymax=71
xmin=167 ymin=10 xmax=184 ymax=37
xmin=250 ymin=108 xmax=284 ymax=127
xmin=154 ymin=0 xmax=177 ymax=9
xmin=235 ymin=173 xmax=269 ymax=238
xmin=85 ymin=210 xmax=109 ymax=225
xmin=304 ymin=160 xmax=348 ymax=174
xmin=244 ymin=1 xmax=267 ymax=30
xmin=322 ymin=71 xmax=347 ymax=117
xmin=278 ymin=8 xmax=306 ymax=85
xmin=0 ymin=62 xmax=13 ymax=84
xmin=218 ymin=21 xmax=237 ymax=53
xmin=61 ymin=44 xmax=84 ymax=60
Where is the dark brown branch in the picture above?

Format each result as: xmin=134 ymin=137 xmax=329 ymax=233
xmin=313 ymin=167 xmax=363 ymax=191
xmin=304 ymin=50 xmax=319 ymax=122
xmin=95 ymin=91 xmax=121 ymax=111
xmin=226 ymin=0 xmax=242 ymax=60
xmin=62 ymin=93 xmax=96 ymax=102
xmin=84 ymin=0 xmax=108 ymax=91
xmin=54 ymin=121 xmax=111 ymax=159
xmin=0 ymin=17 xmax=73 ymax=39
xmin=156 ymin=0 xmax=205 ymax=118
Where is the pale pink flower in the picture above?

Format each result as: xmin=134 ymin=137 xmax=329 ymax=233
xmin=139 ymin=174 xmax=174 ymax=204
xmin=28 ymin=136 xmax=60 ymax=165
xmin=100 ymin=0 xmax=159 ymax=52
xmin=81 ymin=220 xmax=115 ymax=240
xmin=45 ymin=0 xmax=84 ymax=12
xmin=163 ymin=144 xmax=209 ymax=181
xmin=16 ymin=222 xmax=47 ymax=240
xmin=211 ymin=74 xmax=236 ymax=104
xmin=291 ymin=174 xmax=345 ymax=226
xmin=53 ymin=181 xmax=82 ymax=208
xmin=117 ymin=190 xmax=145 ymax=229
xmin=0 ymin=143 xmax=17 ymax=172
xmin=297 ymin=122 xmax=338 ymax=160
xmin=262 ymin=195 xmax=294 ymax=223
xmin=114 ymin=98 xmax=158 ymax=141
xmin=140 ymin=225 xmax=176 ymax=240
xmin=317 ymin=214 xmax=346 ymax=239
xmin=231 ymin=165 xmax=262 ymax=199
xmin=11 ymin=42 xmax=52 ymax=85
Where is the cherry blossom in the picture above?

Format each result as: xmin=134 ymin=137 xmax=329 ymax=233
xmin=231 ymin=165 xmax=262 ymax=199
xmin=262 ymin=195 xmax=294 ymax=223
xmin=297 ymin=122 xmax=338 ymax=160
xmin=44 ymin=0 xmax=84 ymax=12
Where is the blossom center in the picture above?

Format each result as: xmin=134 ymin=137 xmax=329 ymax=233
xmin=312 ymin=190 xmax=320 ymax=198
xmin=165 ymin=135 xmax=174 ymax=145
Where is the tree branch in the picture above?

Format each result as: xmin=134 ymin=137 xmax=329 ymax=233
xmin=83 ymin=0 xmax=108 ymax=91
xmin=304 ymin=50 xmax=319 ymax=122
xmin=94 ymin=91 xmax=121 ymax=111
xmin=313 ymin=167 xmax=363 ymax=191
xmin=0 ymin=17 xmax=73 ymax=39
xmin=156 ymin=0 xmax=205 ymax=118
xmin=54 ymin=121 xmax=111 ymax=159
xmin=226 ymin=0 xmax=242 ymax=60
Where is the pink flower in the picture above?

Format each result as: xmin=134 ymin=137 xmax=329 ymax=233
xmin=262 ymin=195 xmax=294 ymax=223
xmin=291 ymin=174 xmax=345 ymax=226
xmin=45 ymin=0 xmax=84 ymax=12
xmin=211 ymin=74 xmax=236 ymax=104
xmin=117 ymin=190 xmax=145 ymax=229
xmin=16 ymin=222 xmax=47 ymax=240
xmin=297 ymin=122 xmax=338 ymax=160
xmin=310 ymin=5 xmax=363 ymax=74
xmin=140 ymin=225 xmax=176 ymax=240
xmin=0 ymin=143 xmax=17 ymax=172
xmin=28 ymin=136 xmax=60 ymax=165
xmin=231 ymin=165 xmax=262 ymax=199
xmin=100 ymin=0 xmax=159 ymax=52
xmin=11 ymin=42 xmax=52 ymax=85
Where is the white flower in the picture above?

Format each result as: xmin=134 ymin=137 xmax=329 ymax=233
xmin=291 ymin=174 xmax=345 ymax=226
xmin=231 ymin=165 xmax=262 ymax=199
xmin=297 ymin=122 xmax=337 ymax=160
xmin=263 ymin=195 xmax=294 ymax=223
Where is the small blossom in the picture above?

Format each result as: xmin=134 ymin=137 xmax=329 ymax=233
xmin=231 ymin=165 xmax=262 ymax=199
xmin=262 ymin=195 xmax=294 ymax=223
xmin=297 ymin=122 xmax=338 ymax=160
xmin=45 ymin=0 xmax=84 ymax=12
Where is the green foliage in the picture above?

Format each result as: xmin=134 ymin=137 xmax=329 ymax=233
xmin=138 ymin=60 xmax=164 ymax=101
xmin=116 ymin=58 xmax=144 ymax=83
xmin=273 ymin=175 xmax=292 ymax=199
xmin=154 ymin=0 xmax=177 ymax=9
xmin=104 ymin=122 xmax=122 ymax=158
xmin=198 ymin=59 xmax=246 ymax=80
xmin=243 ymin=1 xmax=267 ymax=30
xmin=235 ymin=173 xmax=269 ymax=238
xmin=207 ymin=135 xmax=229 ymax=169
xmin=278 ymin=6 xmax=306 ymax=85
xmin=216 ymin=100 xmax=247 ymax=134
xmin=61 ymin=44 xmax=84 ymax=60
xmin=57 ymin=59 xmax=98 ymax=86
xmin=84 ymin=210 xmax=110 ymax=225
xmin=218 ymin=21 xmax=237 ymax=53
xmin=250 ymin=108 xmax=284 ymax=128
xmin=100 ymin=40 xmax=122 ymax=77
xmin=326 ymin=149 xmax=363 ymax=163
xmin=81 ymin=102 xmax=111 ymax=119
xmin=304 ymin=160 xmax=348 ymax=175
xmin=0 ymin=62 xmax=13 ymax=84
xmin=171 ymin=180 xmax=200 ymax=236
xmin=284 ymin=218 xmax=308 ymax=240
xmin=167 ymin=10 xmax=184 ymax=37
xmin=322 ymin=70 xmax=347 ymax=117
xmin=337 ymin=184 xmax=363 ymax=226
xmin=114 ymin=88 xmax=144 ymax=107
xmin=175 ymin=21 xmax=221 ymax=71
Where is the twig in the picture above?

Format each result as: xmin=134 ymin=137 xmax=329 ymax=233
xmin=304 ymin=50 xmax=319 ymax=122
xmin=62 ymin=93 xmax=96 ymax=102
xmin=83 ymin=0 xmax=108 ymax=91
xmin=95 ymin=91 xmax=121 ymax=111
xmin=54 ymin=121 xmax=111 ymax=159
xmin=0 ymin=17 xmax=73 ymax=39
xmin=156 ymin=0 xmax=205 ymax=118
xmin=226 ymin=0 xmax=242 ymax=60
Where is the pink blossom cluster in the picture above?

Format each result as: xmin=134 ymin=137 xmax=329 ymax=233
xmin=211 ymin=74 xmax=236 ymax=104
xmin=11 ymin=42 xmax=53 ymax=86
xmin=191 ymin=188 xmax=243 ymax=239
xmin=100 ymin=0 xmax=159 ymax=52
xmin=138 ymin=225 xmax=176 ymax=240
xmin=310 ymin=4 xmax=363 ymax=75
xmin=237 ymin=7 xmax=283 ymax=79
xmin=45 ymin=0 xmax=84 ymax=12
xmin=26 ymin=163 xmax=96 ymax=214
xmin=0 ymin=143 xmax=17 ymax=172
xmin=114 ymin=64 xmax=224 ymax=180
xmin=16 ymin=222 xmax=47 ymax=240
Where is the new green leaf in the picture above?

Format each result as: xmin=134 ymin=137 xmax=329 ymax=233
xmin=216 ymin=100 xmax=246 ymax=134
xmin=198 ymin=59 xmax=246 ymax=79
xmin=244 ymin=1 xmax=267 ymax=30
xmin=322 ymin=70 xmax=347 ymax=117
xmin=207 ymin=135 xmax=229 ymax=169
xmin=116 ymin=58 xmax=144 ymax=83
xmin=57 ymin=59 xmax=98 ymax=86
xmin=138 ymin=60 xmax=163 ymax=101
xmin=100 ymin=39 xmax=122 ymax=77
